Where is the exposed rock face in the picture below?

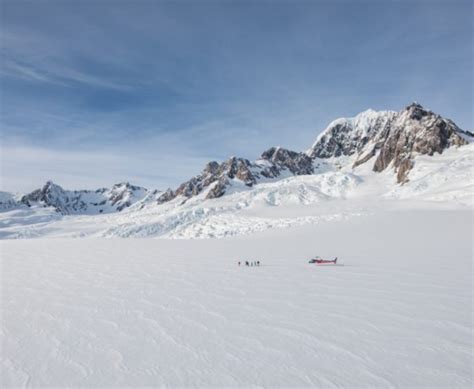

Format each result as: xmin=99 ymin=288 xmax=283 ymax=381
xmin=162 ymin=157 xmax=256 ymax=202
xmin=21 ymin=181 xmax=72 ymax=213
xmin=308 ymin=109 xmax=396 ymax=159
xmin=221 ymin=157 xmax=256 ymax=186
xmin=373 ymin=103 xmax=467 ymax=179
xmin=309 ymin=103 xmax=468 ymax=182
xmin=260 ymin=147 xmax=314 ymax=175
xmin=207 ymin=178 xmax=230 ymax=199
xmin=396 ymin=158 xmax=414 ymax=184
xmin=157 ymin=148 xmax=314 ymax=203
xmin=19 ymin=181 xmax=155 ymax=214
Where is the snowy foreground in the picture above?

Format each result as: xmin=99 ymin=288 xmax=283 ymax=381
xmin=1 ymin=208 xmax=472 ymax=387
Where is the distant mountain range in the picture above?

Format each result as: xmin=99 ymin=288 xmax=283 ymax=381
xmin=0 ymin=181 xmax=161 ymax=214
xmin=1 ymin=103 xmax=472 ymax=217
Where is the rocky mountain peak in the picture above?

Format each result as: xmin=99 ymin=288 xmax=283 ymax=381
xmin=154 ymin=103 xmax=469 ymax=205
xmin=24 ymin=180 xmax=65 ymax=201
xmin=21 ymin=181 xmax=69 ymax=213
xmin=404 ymin=102 xmax=430 ymax=120
xmin=307 ymin=109 xmax=396 ymax=159
xmin=42 ymin=180 xmax=64 ymax=194
xmin=111 ymin=182 xmax=144 ymax=191
xmin=309 ymin=103 xmax=468 ymax=183
xmin=18 ymin=181 xmax=152 ymax=215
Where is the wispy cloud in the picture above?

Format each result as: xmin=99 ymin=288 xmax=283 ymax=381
xmin=1 ymin=58 xmax=63 ymax=84
xmin=1 ymin=53 xmax=133 ymax=90
xmin=0 ymin=0 xmax=472 ymax=192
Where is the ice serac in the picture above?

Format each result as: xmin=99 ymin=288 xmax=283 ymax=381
xmin=19 ymin=181 xmax=157 ymax=215
xmin=308 ymin=103 xmax=468 ymax=183
xmin=157 ymin=148 xmax=314 ymax=203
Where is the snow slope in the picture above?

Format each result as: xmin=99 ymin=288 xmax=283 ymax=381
xmin=385 ymin=145 xmax=474 ymax=204
xmin=1 ymin=209 xmax=472 ymax=387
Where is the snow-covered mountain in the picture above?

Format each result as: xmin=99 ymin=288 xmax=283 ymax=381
xmin=0 ymin=103 xmax=472 ymax=239
xmin=308 ymin=102 xmax=469 ymax=183
xmin=156 ymin=147 xmax=314 ymax=204
xmin=154 ymin=102 xmax=469 ymax=204
xmin=0 ymin=192 xmax=19 ymax=211
xmin=2 ymin=181 xmax=161 ymax=215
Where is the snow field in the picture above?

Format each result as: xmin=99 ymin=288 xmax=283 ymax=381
xmin=1 ymin=209 xmax=472 ymax=387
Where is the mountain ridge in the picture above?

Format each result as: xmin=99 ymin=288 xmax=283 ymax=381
xmin=155 ymin=102 xmax=469 ymax=203
xmin=4 ymin=181 xmax=161 ymax=215
xmin=1 ymin=102 xmax=470 ymax=215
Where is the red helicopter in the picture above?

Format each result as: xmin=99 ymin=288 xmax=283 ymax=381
xmin=308 ymin=256 xmax=338 ymax=265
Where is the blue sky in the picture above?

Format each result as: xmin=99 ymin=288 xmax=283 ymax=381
xmin=1 ymin=0 xmax=472 ymax=192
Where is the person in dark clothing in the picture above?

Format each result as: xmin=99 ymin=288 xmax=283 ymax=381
xmin=245 ymin=261 xmax=249 ymax=266
xmin=257 ymin=261 xmax=260 ymax=266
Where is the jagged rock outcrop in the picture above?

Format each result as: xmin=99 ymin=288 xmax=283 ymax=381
xmin=21 ymin=181 xmax=73 ymax=213
xmin=260 ymin=147 xmax=314 ymax=176
xmin=157 ymin=148 xmax=314 ymax=203
xmin=308 ymin=103 xmax=468 ymax=183
xmin=157 ymin=157 xmax=255 ymax=202
xmin=372 ymin=103 xmax=467 ymax=178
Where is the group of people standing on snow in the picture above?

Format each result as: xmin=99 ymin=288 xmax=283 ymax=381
xmin=238 ymin=261 xmax=260 ymax=267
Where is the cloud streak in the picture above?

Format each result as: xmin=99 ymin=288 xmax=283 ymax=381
xmin=0 ymin=0 xmax=472 ymax=192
